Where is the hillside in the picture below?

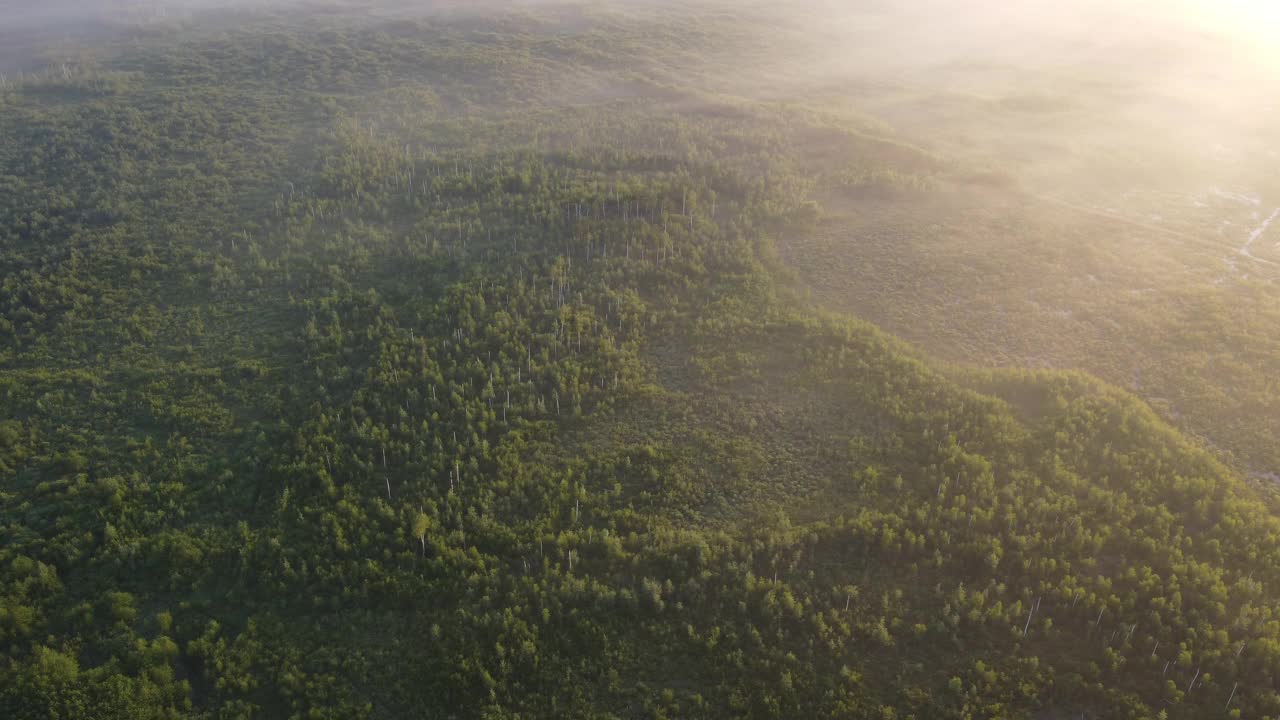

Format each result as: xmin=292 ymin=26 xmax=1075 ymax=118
xmin=2 ymin=3 xmax=1280 ymax=719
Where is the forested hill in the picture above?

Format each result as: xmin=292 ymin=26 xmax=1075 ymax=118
xmin=3 ymin=4 xmax=1280 ymax=719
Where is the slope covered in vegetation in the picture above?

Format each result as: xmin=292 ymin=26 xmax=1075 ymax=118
xmin=2 ymin=4 xmax=1280 ymax=719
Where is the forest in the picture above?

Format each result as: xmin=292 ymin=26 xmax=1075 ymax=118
xmin=3 ymin=1 xmax=1280 ymax=718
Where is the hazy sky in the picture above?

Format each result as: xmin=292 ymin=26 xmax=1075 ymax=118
xmin=1172 ymin=0 xmax=1280 ymax=65
xmin=3 ymin=0 xmax=1276 ymax=82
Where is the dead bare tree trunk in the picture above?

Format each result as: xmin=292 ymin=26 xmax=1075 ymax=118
xmin=1022 ymin=596 xmax=1040 ymax=637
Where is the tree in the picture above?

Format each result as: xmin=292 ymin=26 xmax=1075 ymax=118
xmin=413 ymin=511 xmax=432 ymax=556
